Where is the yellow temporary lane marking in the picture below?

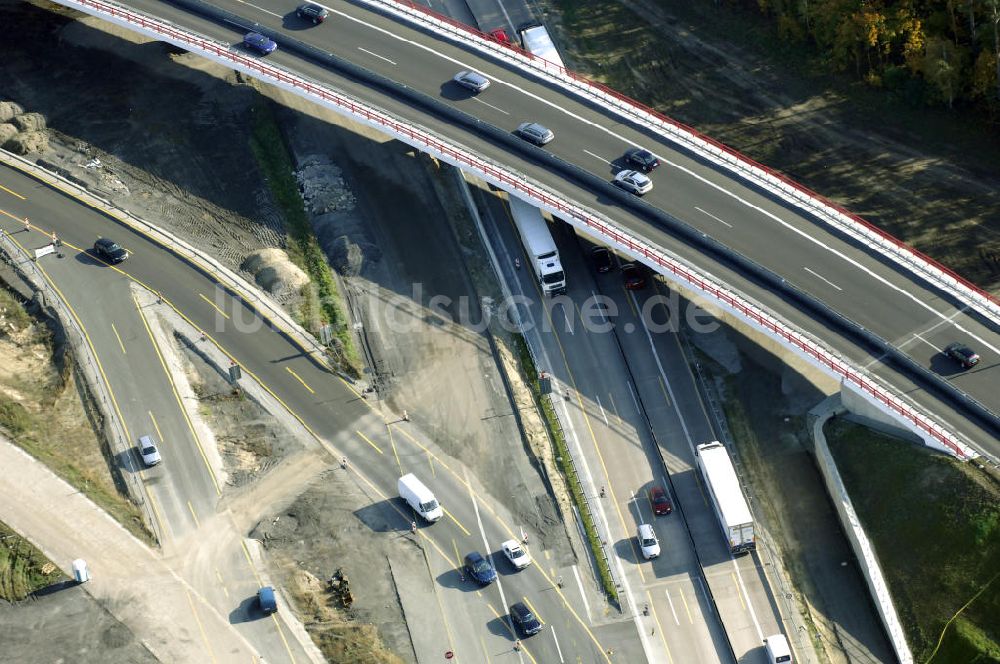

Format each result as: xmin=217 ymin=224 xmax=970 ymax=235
xmin=624 ymin=285 xmax=639 ymax=316
xmin=452 ymin=539 xmax=462 ymax=570
xmin=355 ymin=430 xmax=383 ymax=455
xmin=187 ymin=501 xmax=201 ymax=528
xmin=657 ymin=374 xmax=671 ymax=407
xmin=13 ymin=242 xmax=132 ymax=444
xmin=338 ymin=375 xmax=376 ymax=411
xmin=522 ymin=596 xmax=545 ymax=624
xmin=392 ymin=414 xmax=612 ymax=661
xmin=148 ymin=411 xmax=163 ymax=442
xmin=215 ymin=569 xmax=229 ymax=599
xmin=486 ymin=603 xmax=539 ymax=664
xmin=133 ymin=294 xmax=221 ymax=496
xmin=480 ymin=636 xmax=490 ymax=664
xmin=680 ymin=586 xmax=695 ymax=623
xmin=145 ymin=488 xmax=169 ymax=542
xmin=0 ymin=184 xmax=27 ymax=199
xmin=388 ymin=426 xmax=402 ymax=475
xmin=111 ymin=322 xmax=126 ymax=354
xmin=431 ymin=563 xmax=459 ymax=662
xmin=239 ymin=539 xmax=263 ymax=587
xmin=731 ymin=573 xmax=746 ymax=610
xmin=285 ymin=366 xmax=315 ymax=394
xmin=198 ymin=292 xmax=230 ymax=320
xmin=270 ymin=613 xmax=297 ymax=664
xmin=428 ymin=451 xmax=435 ymax=477
xmin=443 ymin=507 xmax=471 ymax=537
xmin=185 ymin=589 xmax=218 ymax=664
xmin=646 ymin=589 xmax=674 ymax=664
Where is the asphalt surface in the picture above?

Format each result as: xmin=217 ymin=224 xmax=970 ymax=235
xmin=102 ymin=0 xmax=999 ymax=457
xmin=471 ymin=181 xmax=785 ymax=664
xmin=0 ymin=161 xmax=627 ymax=661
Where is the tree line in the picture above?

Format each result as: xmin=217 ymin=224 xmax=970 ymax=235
xmin=741 ymin=0 xmax=1000 ymax=114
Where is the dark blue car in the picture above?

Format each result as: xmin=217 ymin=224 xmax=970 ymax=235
xmin=244 ymin=32 xmax=277 ymax=55
xmin=463 ymin=552 xmax=496 ymax=585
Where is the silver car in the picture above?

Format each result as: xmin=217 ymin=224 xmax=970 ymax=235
xmin=613 ymin=169 xmax=653 ymax=195
xmin=515 ymin=122 xmax=554 ymax=146
xmin=138 ymin=435 xmax=161 ymax=466
xmin=453 ymin=70 xmax=490 ymax=92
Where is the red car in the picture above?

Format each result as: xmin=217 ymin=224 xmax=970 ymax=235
xmin=487 ymin=28 xmax=512 ymax=46
xmin=622 ymin=263 xmax=647 ymax=290
xmin=650 ymin=486 xmax=672 ymax=515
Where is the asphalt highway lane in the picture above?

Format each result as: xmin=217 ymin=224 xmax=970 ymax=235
xmin=101 ymin=0 xmax=1000 ymax=456
xmin=0 ymin=160 xmax=621 ymax=662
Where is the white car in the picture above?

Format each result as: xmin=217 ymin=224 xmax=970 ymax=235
xmin=613 ymin=169 xmax=653 ymax=195
xmin=453 ymin=70 xmax=491 ymax=93
xmin=637 ymin=523 xmax=659 ymax=560
xmin=501 ymin=539 xmax=532 ymax=570
xmin=138 ymin=435 xmax=161 ymax=467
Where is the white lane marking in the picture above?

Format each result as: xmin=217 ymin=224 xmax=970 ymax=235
xmin=730 ymin=557 xmax=764 ymax=640
xmin=590 ymin=289 xmax=608 ymax=324
xmin=626 ymin=380 xmax=641 ymax=416
xmin=596 ymin=395 xmax=609 ymax=426
xmin=571 ymin=565 xmax=592 ymax=621
xmin=911 ymin=333 xmax=941 ymax=353
xmin=803 ymin=267 xmax=843 ymax=291
xmin=494 ymin=0 xmax=515 ymax=34
xmin=330 ymin=3 xmax=994 ymax=360
xmin=583 ymin=149 xmax=611 ymax=164
xmin=551 ymin=626 xmax=565 ymax=663
xmin=465 ymin=468 xmax=513 ymax=628
xmin=233 ymin=0 xmax=281 ymax=18
xmin=664 ymin=588 xmax=680 ymax=625
xmin=696 ymin=577 xmax=712 ymax=613
xmin=473 ymin=97 xmax=510 ymax=115
xmin=357 ymin=47 xmax=396 ymax=65
xmin=694 ymin=206 xmax=733 ymax=228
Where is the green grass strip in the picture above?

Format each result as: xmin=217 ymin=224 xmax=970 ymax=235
xmin=515 ymin=336 xmax=619 ymax=605
xmin=249 ymin=102 xmax=360 ymax=375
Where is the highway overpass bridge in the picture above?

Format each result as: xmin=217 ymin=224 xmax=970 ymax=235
xmin=52 ymin=0 xmax=1000 ymax=459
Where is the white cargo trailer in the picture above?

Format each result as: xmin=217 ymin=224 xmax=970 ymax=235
xmin=518 ymin=24 xmax=565 ymax=70
xmin=695 ymin=441 xmax=755 ymax=553
xmin=508 ymin=196 xmax=566 ymax=296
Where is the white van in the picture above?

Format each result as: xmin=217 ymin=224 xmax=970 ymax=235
xmin=398 ymin=473 xmax=442 ymax=522
xmin=764 ymin=634 xmax=792 ymax=663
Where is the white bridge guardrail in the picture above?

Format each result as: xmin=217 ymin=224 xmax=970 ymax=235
xmin=358 ymin=0 xmax=1000 ymax=330
xmin=55 ymin=0 xmax=974 ymax=460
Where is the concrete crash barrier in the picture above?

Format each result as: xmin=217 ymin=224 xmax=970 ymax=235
xmin=811 ymin=408 xmax=914 ymax=664
xmin=48 ymin=0 xmax=978 ymax=459
xmin=352 ymin=0 xmax=1000 ymax=329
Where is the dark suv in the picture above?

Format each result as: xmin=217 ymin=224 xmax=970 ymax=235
xmin=944 ymin=342 xmax=979 ymax=368
xmin=624 ymin=147 xmax=660 ymax=173
xmin=509 ymin=602 xmax=542 ymax=636
xmin=296 ymin=3 xmax=329 ymax=23
xmin=93 ymin=238 xmax=128 ymax=264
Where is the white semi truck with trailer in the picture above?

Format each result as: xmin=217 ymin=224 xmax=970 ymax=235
xmin=695 ymin=441 xmax=755 ymax=553
xmin=508 ymin=195 xmax=567 ymax=296
xmin=518 ymin=24 xmax=565 ymax=70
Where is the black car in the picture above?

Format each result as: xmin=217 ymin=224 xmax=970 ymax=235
xmin=296 ymin=2 xmax=329 ymax=23
xmin=509 ymin=602 xmax=542 ymax=636
xmin=622 ymin=263 xmax=647 ymax=290
xmin=463 ymin=552 xmax=497 ymax=585
xmin=624 ymin=147 xmax=660 ymax=173
xmin=591 ymin=247 xmax=613 ymax=273
xmin=93 ymin=238 xmax=128 ymax=263
xmin=944 ymin=342 xmax=980 ymax=368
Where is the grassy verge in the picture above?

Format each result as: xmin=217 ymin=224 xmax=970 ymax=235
xmin=825 ymin=419 xmax=1000 ymax=662
xmin=514 ymin=335 xmax=618 ymax=605
xmin=0 ymin=288 xmax=154 ymax=545
xmin=0 ymin=520 xmax=66 ymax=601
xmin=249 ymin=102 xmax=361 ymax=375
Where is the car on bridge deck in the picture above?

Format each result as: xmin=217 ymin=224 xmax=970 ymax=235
xmin=944 ymin=342 xmax=980 ymax=368
xmin=624 ymin=147 xmax=660 ymax=173
xmin=296 ymin=3 xmax=329 ymax=24
xmin=515 ymin=122 xmax=554 ymax=146
xmin=452 ymin=70 xmax=490 ymax=93
xmin=613 ymin=169 xmax=653 ymax=195
xmin=243 ymin=32 xmax=277 ymax=55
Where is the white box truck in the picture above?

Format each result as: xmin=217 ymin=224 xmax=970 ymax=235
xmin=518 ymin=24 xmax=565 ymax=70
xmin=508 ymin=196 xmax=566 ymax=296
xmin=398 ymin=473 xmax=442 ymax=522
xmin=695 ymin=441 xmax=755 ymax=553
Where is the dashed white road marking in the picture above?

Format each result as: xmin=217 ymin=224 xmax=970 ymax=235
xmin=357 ymin=47 xmax=397 ymax=65
xmin=803 ymin=266 xmax=843 ymax=291
xmin=695 ymin=206 xmax=733 ymax=228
